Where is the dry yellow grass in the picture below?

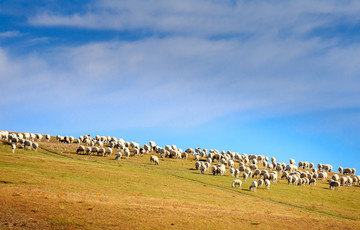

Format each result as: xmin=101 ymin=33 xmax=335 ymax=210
xmin=0 ymin=140 xmax=359 ymax=229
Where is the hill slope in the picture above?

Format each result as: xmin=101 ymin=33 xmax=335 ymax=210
xmin=0 ymin=141 xmax=359 ymax=229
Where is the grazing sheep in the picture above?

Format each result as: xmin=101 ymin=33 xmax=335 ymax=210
xmin=264 ymin=179 xmax=271 ymax=189
xmin=234 ymin=169 xmax=240 ymax=178
xmin=229 ymin=167 xmax=235 ymax=176
xmin=343 ymin=168 xmax=352 ymax=175
xmin=318 ymin=163 xmax=323 ymax=171
xmin=32 ymin=142 xmax=39 ymax=151
xmin=232 ymin=179 xmax=242 ymax=188
xmin=309 ymin=162 xmax=314 ymax=169
xmin=332 ymin=174 xmax=340 ymax=181
xmin=124 ymin=148 xmax=130 ymax=159
xmin=91 ymin=146 xmax=99 ymax=155
xmin=105 ymin=148 xmax=113 ymax=156
xmin=338 ymin=167 xmax=343 ymax=174
xmin=194 ymin=155 xmax=200 ymax=161
xmin=309 ymin=178 xmax=316 ymax=186
xmin=243 ymin=172 xmax=249 ymax=182
xmin=252 ymin=169 xmax=261 ymax=178
xmin=115 ymin=152 xmax=122 ymax=160
xmin=24 ymin=140 xmax=32 ymax=150
xmin=195 ymin=161 xmax=201 ymax=170
xmin=249 ymin=164 xmax=258 ymax=171
xmin=289 ymin=159 xmax=296 ymax=165
xmin=228 ymin=159 xmax=234 ymax=168
xmin=329 ymin=180 xmax=340 ymax=190
xmin=258 ymin=179 xmax=264 ymax=187
xmin=85 ymin=147 xmax=91 ymax=155
xmin=200 ymin=163 xmax=207 ymax=174
xmin=271 ymin=157 xmax=276 ymax=164
xmin=351 ymin=168 xmax=356 ymax=175
xmin=249 ymin=181 xmax=258 ymax=192
xmin=322 ymin=164 xmax=332 ymax=172
xmin=150 ymin=155 xmax=159 ymax=165
xmin=318 ymin=172 xmax=327 ymax=181
xmin=77 ymin=145 xmax=85 ymax=154
xmin=11 ymin=143 xmax=16 ymax=153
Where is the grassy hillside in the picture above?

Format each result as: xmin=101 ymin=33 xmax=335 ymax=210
xmin=0 ymin=141 xmax=359 ymax=229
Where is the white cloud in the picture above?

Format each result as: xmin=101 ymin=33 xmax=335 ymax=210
xmin=28 ymin=0 xmax=360 ymax=37
xmin=0 ymin=30 xmax=23 ymax=38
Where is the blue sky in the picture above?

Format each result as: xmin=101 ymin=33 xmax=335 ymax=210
xmin=1 ymin=0 xmax=360 ymax=169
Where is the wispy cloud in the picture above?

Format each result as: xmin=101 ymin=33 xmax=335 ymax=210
xmin=0 ymin=30 xmax=23 ymax=38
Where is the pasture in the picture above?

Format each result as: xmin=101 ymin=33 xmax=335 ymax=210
xmin=0 ymin=140 xmax=359 ymax=229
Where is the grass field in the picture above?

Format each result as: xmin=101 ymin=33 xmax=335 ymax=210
xmin=0 ymin=140 xmax=359 ymax=229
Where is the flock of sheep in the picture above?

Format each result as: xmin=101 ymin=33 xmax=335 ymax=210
xmin=1 ymin=130 xmax=359 ymax=192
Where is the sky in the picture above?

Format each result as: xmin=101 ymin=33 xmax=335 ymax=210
xmin=0 ymin=0 xmax=360 ymax=170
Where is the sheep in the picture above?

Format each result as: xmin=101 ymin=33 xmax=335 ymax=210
xmin=195 ymin=161 xmax=201 ymax=170
xmin=32 ymin=142 xmax=39 ymax=151
xmin=194 ymin=155 xmax=200 ymax=161
xmin=309 ymin=162 xmax=314 ymax=169
xmin=249 ymin=181 xmax=258 ymax=192
xmin=229 ymin=167 xmax=235 ymax=176
xmin=124 ymin=148 xmax=130 ymax=159
xmin=149 ymin=141 xmax=156 ymax=150
xmin=150 ymin=155 xmax=159 ymax=165
xmin=342 ymin=168 xmax=352 ymax=175
xmin=289 ymin=159 xmax=296 ymax=165
xmin=351 ymin=168 xmax=356 ymax=175
xmin=318 ymin=172 xmax=327 ymax=181
xmin=318 ymin=163 xmax=322 ymax=171
xmin=181 ymin=152 xmax=188 ymax=159
xmin=329 ymin=180 xmax=340 ymax=190
xmin=234 ymin=169 xmax=240 ymax=178
xmin=340 ymin=176 xmax=348 ymax=186
xmin=24 ymin=140 xmax=32 ymax=150
xmin=77 ymin=145 xmax=85 ymax=154
xmin=91 ymin=146 xmax=99 ymax=155
xmin=269 ymin=172 xmax=278 ymax=183
xmin=258 ymin=179 xmax=264 ymax=187
xmin=249 ymin=164 xmax=258 ymax=171
xmin=243 ymin=172 xmax=249 ymax=182
xmin=200 ymin=163 xmax=207 ymax=174
xmin=264 ymin=179 xmax=271 ymax=189
xmin=115 ymin=152 xmax=122 ymax=160
xmin=252 ymin=169 xmax=261 ymax=178
xmin=322 ymin=164 xmax=332 ymax=172
xmin=11 ymin=143 xmax=16 ymax=153
xmin=232 ymin=179 xmax=242 ymax=188
xmin=105 ymin=148 xmax=113 ymax=156
xmin=228 ymin=159 xmax=234 ymax=168
xmin=332 ymin=174 xmax=340 ymax=181
xmin=337 ymin=166 xmax=343 ymax=174
xmin=36 ymin=134 xmax=43 ymax=142
xmin=309 ymin=178 xmax=316 ymax=186
xmin=85 ymin=147 xmax=91 ymax=155
xmin=271 ymin=157 xmax=276 ymax=164
xmin=214 ymin=164 xmax=226 ymax=176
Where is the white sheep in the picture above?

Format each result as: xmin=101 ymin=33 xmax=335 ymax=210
xmin=11 ymin=143 xmax=16 ymax=153
xmin=124 ymin=148 xmax=130 ymax=159
xmin=85 ymin=147 xmax=91 ymax=155
xmin=77 ymin=145 xmax=85 ymax=154
xmin=105 ymin=148 xmax=113 ymax=156
xmin=24 ymin=140 xmax=32 ymax=150
xmin=258 ymin=179 xmax=264 ymax=187
xmin=264 ymin=179 xmax=271 ymax=189
xmin=249 ymin=181 xmax=258 ymax=192
xmin=200 ymin=163 xmax=207 ymax=174
xmin=329 ymin=180 xmax=340 ymax=190
xmin=243 ymin=172 xmax=249 ymax=182
xmin=232 ymin=179 xmax=242 ymax=188
xmin=32 ymin=142 xmax=39 ymax=151
xmin=115 ymin=152 xmax=122 ymax=160
xmin=150 ymin=155 xmax=159 ymax=165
